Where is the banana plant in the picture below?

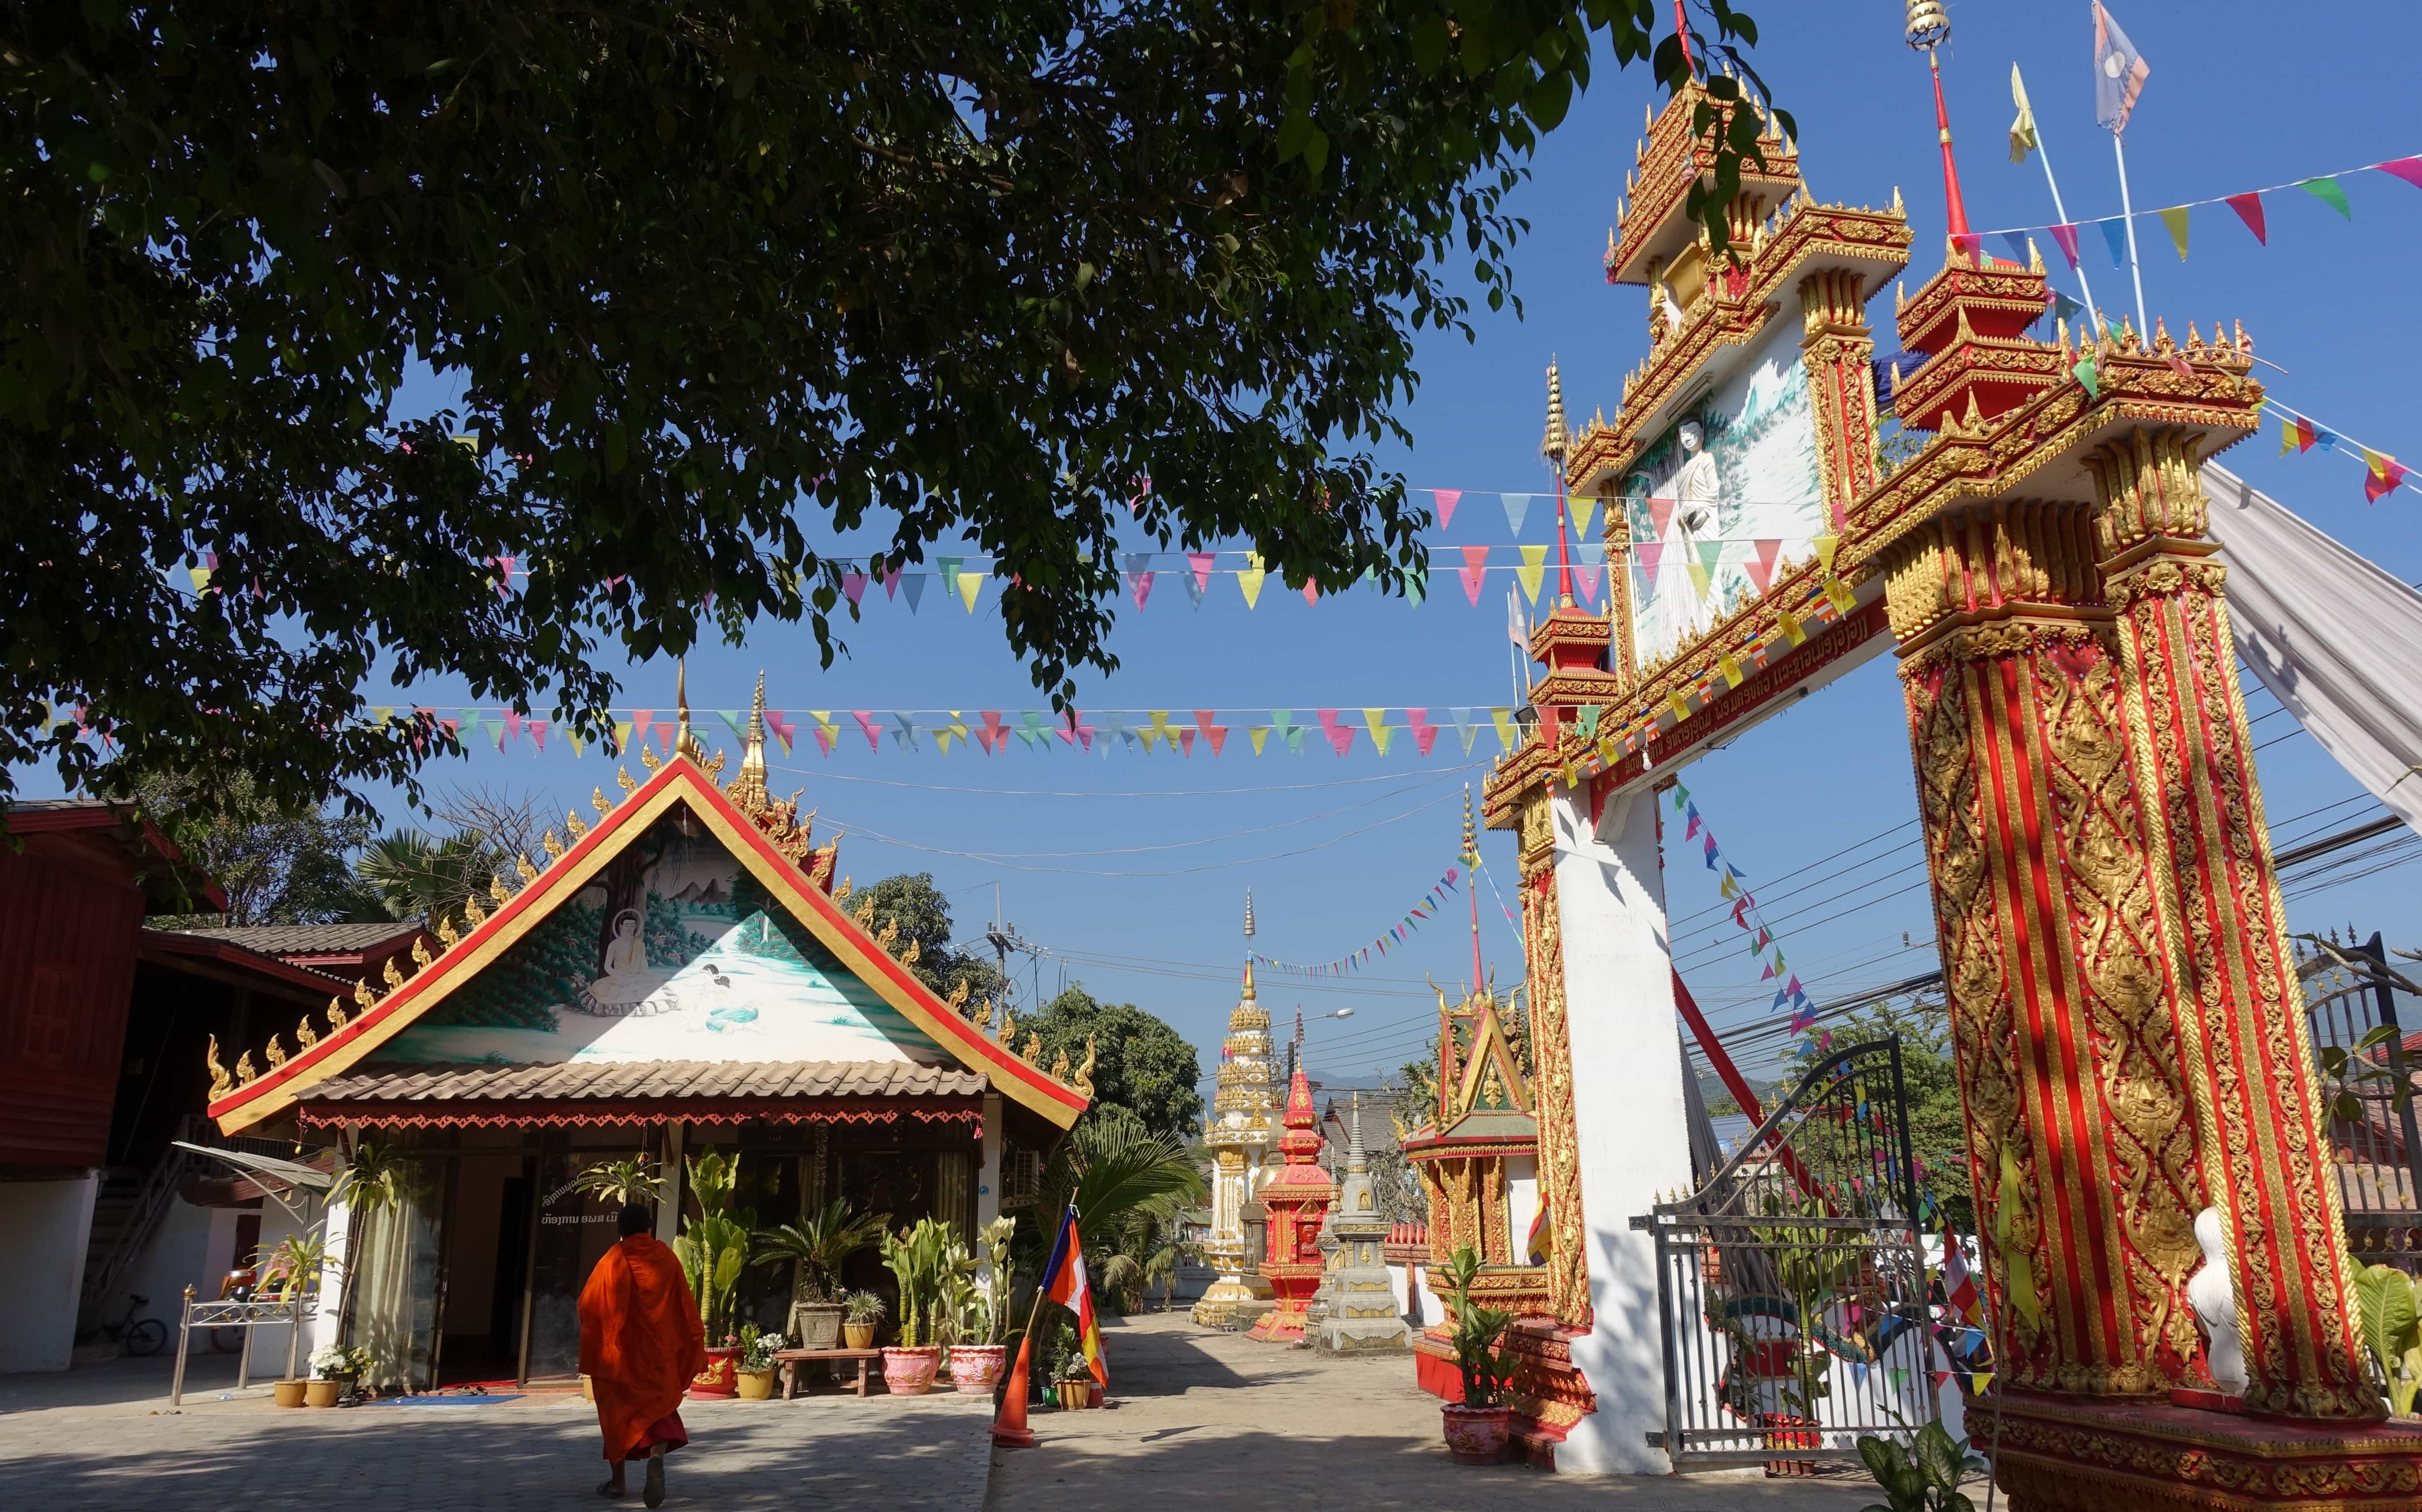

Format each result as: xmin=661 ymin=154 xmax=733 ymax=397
xmin=2353 ymin=1260 xmax=2422 ymax=1417
xmin=879 ymin=1217 xmax=956 ymax=1349
xmin=1856 ymin=1422 xmax=1986 ymax=1512
xmin=671 ymin=1148 xmax=756 ymax=1339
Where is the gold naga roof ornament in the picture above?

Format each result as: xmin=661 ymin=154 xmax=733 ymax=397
xmin=541 ymin=827 xmax=565 ymax=861
xmin=1072 ymin=1037 xmax=1098 ymax=1099
xmin=353 ymin=976 xmax=376 ymax=1010
xmin=326 ymin=994 xmax=349 ymax=1030
xmin=234 ymin=1049 xmax=258 ymax=1085
xmin=263 ymin=1033 xmax=289 ymax=1071
xmin=382 ymin=955 xmax=406 ymax=989
xmin=411 ymin=937 xmax=434 ymax=970
xmin=294 ymin=1012 xmax=319 ymax=1052
xmin=463 ymin=892 xmax=487 ymax=926
xmin=513 ymin=852 xmax=539 ymax=884
xmin=833 ymin=876 xmax=854 ymax=904
xmin=974 ymin=995 xmax=995 ymax=1032
xmin=436 ymin=914 xmax=461 ymax=948
xmin=637 ymin=743 xmax=663 ymax=773
xmin=873 ymin=917 xmax=900 ymax=953
xmin=487 ymin=872 xmax=510 ymax=906
xmin=1020 ymin=1033 xmax=1042 ymax=1067
xmin=206 ymin=1034 xmax=235 ymax=1099
xmin=901 ymin=935 xmax=922 ymax=966
xmin=1049 ymin=1048 xmax=1071 ymax=1083
xmin=566 ymin=809 xmax=589 ymax=840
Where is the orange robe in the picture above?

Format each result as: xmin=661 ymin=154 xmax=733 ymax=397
xmin=579 ymin=1234 xmax=709 ymax=1463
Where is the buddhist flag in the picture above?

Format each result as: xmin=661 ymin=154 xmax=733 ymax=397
xmin=1039 ymin=1203 xmax=1106 ymax=1387
xmin=2008 ymin=64 xmax=2039 ymax=164
xmin=1526 ymin=1196 xmax=1552 ymax=1265
xmin=2092 ymin=4 xmax=2150 ymax=134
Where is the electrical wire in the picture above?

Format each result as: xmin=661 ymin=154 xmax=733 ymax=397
xmin=764 ymin=761 xmax=1489 ymax=798
xmin=835 ymin=790 xmax=1459 ymax=875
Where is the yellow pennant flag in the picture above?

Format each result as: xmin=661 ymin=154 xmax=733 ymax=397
xmin=1238 ymin=552 xmax=1267 ymax=609
xmin=1778 ymin=608 xmax=1806 ymax=645
xmin=1814 ymin=535 xmax=1841 ymax=575
xmin=189 ymin=564 xmax=213 ymax=591
xmin=615 ymin=720 xmax=634 ymax=752
xmin=567 ymin=731 xmax=586 ymax=756
xmin=1362 ymin=709 xmax=1393 ymax=755
xmin=1572 ymin=496 xmax=1598 ymax=540
xmin=1249 ymin=725 xmax=1272 ymax=756
xmin=2009 ymin=63 xmax=2040 ymax=164
xmin=1491 ymin=709 xmax=1519 ymax=752
xmin=1147 ymin=711 xmax=1176 ymax=754
xmin=1666 ymin=687 xmax=1691 ymax=723
xmin=371 ymin=706 xmax=396 ymax=725
xmin=1516 ymin=544 xmax=1549 ymax=604
xmin=1717 ymin=653 xmax=1743 ymax=688
xmin=2158 ymin=205 xmax=2190 ymax=261
xmin=958 ymin=572 xmax=984 ymax=613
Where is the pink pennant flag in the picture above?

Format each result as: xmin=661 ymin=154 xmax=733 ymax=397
xmin=1303 ymin=579 xmax=1321 ymax=606
xmin=657 ymin=726 xmax=677 ymax=756
xmin=1535 ymin=706 xmax=1562 ymax=748
xmin=811 ymin=723 xmax=835 ymax=757
xmin=529 ymin=720 xmax=548 ymax=752
xmin=851 ymin=710 xmax=881 ymax=752
xmin=976 ymin=711 xmax=1009 ymax=754
xmin=1195 ymin=710 xmax=1229 ymax=758
xmin=1647 ymin=496 xmax=1677 ymax=540
xmin=765 ymin=710 xmax=797 ymax=754
xmin=631 ymin=710 xmax=655 ymax=750
xmin=1059 ymin=710 xmax=1095 ymax=751
xmin=1432 ymin=489 xmax=1462 ymax=528
xmin=2379 ymin=157 xmax=2422 ymax=192
xmin=1316 ymin=709 xmax=1354 ymax=755
xmin=493 ymin=555 xmax=518 ymax=598
xmin=1458 ymin=546 xmax=1490 ymax=605
xmin=1187 ymin=552 xmax=1216 ymax=597
xmin=2048 ymin=222 xmax=2081 ymax=270
xmin=503 ymin=709 xmax=524 ymax=743
xmin=842 ymin=568 xmax=869 ymax=606
xmin=1405 ymin=709 xmax=1439 ymax=755
xmin=1572 ymin=563 xmax=1601 ymax=605
xmin=1746 ymin=538 xmax=1783 ymax=594
xmin=2224 ymin=192 xmax=2267 ymax=244
xmin=883 ymin=567 xmax=902 ymax=599
xmin=1635 ymin=540 xmax=1664 ymax=594
xmin=1177 ymin=728 xmax=1197 ymax=757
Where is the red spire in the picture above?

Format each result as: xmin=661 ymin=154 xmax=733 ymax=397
xmin=1930 ymin=54 xmax=1970 ymax=241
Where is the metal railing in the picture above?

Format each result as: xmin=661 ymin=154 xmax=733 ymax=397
xmin=2299 ymin=935 xmax=2422 ymax=1262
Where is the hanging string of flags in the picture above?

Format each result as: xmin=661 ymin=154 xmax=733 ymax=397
xmin=2264 ymin=398 xmax=2416 ymax=505
xmin=1964 ymin=152 xmax=2422 ymax=266
xmin=1665 ymin=781 xmax=1817 ymax=1033
xmin=1248 ymin=863 xmax=1466 ymax=977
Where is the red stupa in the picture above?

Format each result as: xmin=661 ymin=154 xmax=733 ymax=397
xmin=1245 ymin=1061 xmax=1334 ymax=1343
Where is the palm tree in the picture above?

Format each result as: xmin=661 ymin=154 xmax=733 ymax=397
xmin=1029 ymin=1107 xmax=1206 ymax=1311
xmin=356 ymin=829 xmax=500 ymax=924
xmin=753 ymin=1199 xmax=891 ymax=1304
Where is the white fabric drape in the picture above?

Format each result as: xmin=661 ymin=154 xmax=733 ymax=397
xmin=2203 ymin=462 xmax=2422 ymax=837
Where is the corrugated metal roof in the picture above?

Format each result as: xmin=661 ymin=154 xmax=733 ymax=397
xmin=305 ymin=1059 xmax=986 ymax=1104
xmin=168 ymin=921 xmax=425 ymax=954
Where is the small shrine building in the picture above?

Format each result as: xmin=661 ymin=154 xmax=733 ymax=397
xmin=1244 ymin=1063 xmax=1332 ymax=1342
xmin=204 ymin=683 xmax=1090 ymax=1389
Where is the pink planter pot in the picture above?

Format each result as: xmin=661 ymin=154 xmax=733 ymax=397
xmin=881 ymin=1346 xmax=941 ymax=1396
xmin=688 ymin=1346 xmax=740 ymax=1399
xmin=947 ymin=1344 xmax=1006 ymax=1396
xmin=1441 ymin=1404 xmax=1512 ymax=1465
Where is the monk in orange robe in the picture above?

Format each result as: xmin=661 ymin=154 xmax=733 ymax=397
xmin=579 ymin=1205 xmax=708 ymax=1505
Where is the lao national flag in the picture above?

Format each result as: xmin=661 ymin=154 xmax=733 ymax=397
xmin=2092 ymin=4 xmax=2151 ymax=133
xmin=1038 ymin=1203 xmax=1106 ymax=1387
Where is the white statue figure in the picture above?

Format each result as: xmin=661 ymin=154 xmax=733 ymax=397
xmin=2186 ymin=1206 xmax=2248 ymax=1397
xmin=1659 ymin=417 xmax=1725 ymax=644
xmin=1672 ymin=418 xmax=1722 ymax=538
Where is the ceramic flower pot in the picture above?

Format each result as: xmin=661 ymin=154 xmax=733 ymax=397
xmin=881 ymin=1346 xmax=941 ymax=1396
xmin=947 ymin=1344 xmax=1006 ymax=1396
xmin=842 ymin=1322 xmax=877 ymax=1350
xmin=736 ymin=1366 xmax=778 ymax=1400
xmin=688 ymin=1345 xmax=741 ymax=1398
xmin=790 ymin=1300 xmax=844 ymax=1354
xmin=1441 ymin=1403 xmax=1512 ymax=1464
xmin=303 ymin=1379 xmax=343 ymax=1408
xmin=272 ymin=1379 xmax=308 ymax=1408
xmin=1054 ymin=1377 xmax=1097 ymax=1411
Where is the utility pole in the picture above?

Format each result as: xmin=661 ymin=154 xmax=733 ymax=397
xmin=983 ymin=882 xmax=1030 ymax=1014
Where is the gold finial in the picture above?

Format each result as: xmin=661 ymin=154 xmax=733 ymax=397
xmin=206 ymin=1034 xmax=234 ymax=1099
xmin=411 ymin=937 xmax=434 ymax=969
xmin=264 ymin=1033 xmax=289 ymax=1070
xmin=1242 ymin=958 xmax=1257 ymax=1001
xmin=542 ymin=827 xmax=564 ymax=861
xmin=382 ymin=955 xmax=406 ymax=990
xmin=488 ymin=873 xmax=510 ymax=905
xmin=1460 ymin=785 xmax=1479 ymax=865
xmin=1049 ymin=1047 xmax=1072 ymax=1082
xmin=295 ymin=1012 xmax=319 ymax=1052
xmin=565 ymin=810 xmax=588 ymax=841
xmin=730 ymin=670 xmax=770 ymax=812
xmin=437 ymin=914 xmax=460 ymax=948
xmin=326 ymin=994 xmax=349 ymax=1031
xmin=1540 ymin=356 xmax=1570 ymax=462
xmin=235 ymin=1049 xmax=259 ymax=1084
xmin=514 ymin=852 xmax=539 ymax=884
xmin=1904 ymin=0 xmax=1950 ymax=51
xmin=1073 ymin=1037 xmax=1097 ymax=1099
xmin=1020 ymin=1033 xmax=1042 ymax=1066
xmin=901 ymin=934 xmax=922 ymax=966
xmin=593 ymin=786 xmax=613 ymax=816
xmin=1243 ymin=887 xmax=1256 ymax=940
xmin=463 ymin=892 xmax=487 ymax=926
xmin=354 ymin=976 xmax=376 ymax=1010
xmin=834 ymin=876 xmax=854 ymax=904
xmin=616 ymin=766 xmax=637 ymax=793
xmin=673 ymin=660 xmax=706 ymax=764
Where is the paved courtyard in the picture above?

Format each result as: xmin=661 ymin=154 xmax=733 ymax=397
xmin=3 ymin=1313 xmax=1963 ymax=1510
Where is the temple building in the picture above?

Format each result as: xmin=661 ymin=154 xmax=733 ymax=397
xmin=1244 ymin=1063 xmax=1332 ymax=1343
xmin=1311 ymin=1095 xmax=1408 ymax=1354
xmin=203 ymin=679 xmax=1090 ymax=1389
xmin=1190 ymin=925 xmax=1277 ymax=1329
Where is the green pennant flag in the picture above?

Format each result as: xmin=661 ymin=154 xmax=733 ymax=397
xmin=2301 ymin=175 xmax=2353 ymax=218
xmin=2074 ymin=350 xmax=2100 ymax=399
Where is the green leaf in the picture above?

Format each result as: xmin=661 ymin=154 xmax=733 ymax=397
xmin=1411 ymin=16 xmax=1449 ymax=73
xmin=1526 ymin=69 xmax=1574 ymax=131
xmin=1300 ymin=125 xmax=1328 ymax=180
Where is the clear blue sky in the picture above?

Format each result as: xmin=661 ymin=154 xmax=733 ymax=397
xmin=30 ymin=2 xmax=2422 ymax=1098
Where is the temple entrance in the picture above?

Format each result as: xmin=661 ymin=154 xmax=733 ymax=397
xmin=432 ymin=1149 xmax=535 ymax=1386
xmin=1643 ymin=1038 xmax=1936 ymax=1469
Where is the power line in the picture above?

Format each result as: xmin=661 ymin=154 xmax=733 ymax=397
xmin=769 ymin=761 xmax=1489 ymax=798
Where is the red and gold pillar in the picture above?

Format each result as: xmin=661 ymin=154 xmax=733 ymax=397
xmin=1518 ymin=789 xmax=1594 ymax=1331
xmin=1886 ymin=499 xmax=2210 ymax=1398
xmin=1801 ymin=268 xmax=1885 ymax=525
xmin=2087 ymin=430 xmax=2378 ymax=1421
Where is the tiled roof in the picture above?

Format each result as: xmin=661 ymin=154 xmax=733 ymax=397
xmin=304 ymin=1059 xmax=986 ymax=1105
xmin=168 ymin=922 xmax=424 ymax=955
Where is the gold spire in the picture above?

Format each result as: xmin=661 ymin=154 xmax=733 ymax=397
xmin=1460 ymin=785 xmax=1478 ymax=865
xmin=1540 ymin=356 xmax=1570 ymax=462
xmin=1242 ymin=959 xmax=1257 ymax=1000
xmin=729 ymin=670 xmax=770 ymax=811
xmin=673 ymin=660 xmax=706 ymax=764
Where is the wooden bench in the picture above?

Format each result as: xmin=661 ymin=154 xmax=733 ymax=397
xmin=771 ymin=1347 xmax=885 ymax=1399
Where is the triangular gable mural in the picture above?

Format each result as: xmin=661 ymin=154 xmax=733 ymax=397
xmin=1450 ymin=991 xmax=1533 ymax=1119
xmin=210 ymin=755 xmax=1088 ymax=1133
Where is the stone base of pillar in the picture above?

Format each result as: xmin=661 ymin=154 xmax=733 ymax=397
xmin=1188 ymin=1274 xmax=1273 ymax=1330
xmin=1993 ymin=1392 xmax=2422 ymax=1511
xmin=1245 ymin=1300 xmax=1310 ymax=1343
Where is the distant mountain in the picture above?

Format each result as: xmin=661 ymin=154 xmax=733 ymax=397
xmin=668 ymin=879 xmax=729 ymax=905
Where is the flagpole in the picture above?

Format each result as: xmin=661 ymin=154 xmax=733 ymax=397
xmin=2012 ymin=65 xmax=2103 ymax=333
xmin=2111 ymin=129 xmax=2148 ymax=335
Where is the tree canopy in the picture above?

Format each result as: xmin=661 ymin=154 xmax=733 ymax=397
xmin=1785 ymin=997 xmax=1973 ymax=1233
xmin=1027 ymin=984 xmax=1205 ymax=1142
xmin=853 ymin=872 xmax=1007 ymax=1003
xmin=4 ymin=1 xmax=1777 ymax=818
xmin=135 ymin=770 xmax=383 ymax=925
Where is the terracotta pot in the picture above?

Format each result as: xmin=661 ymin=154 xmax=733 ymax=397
xmin=947 ymin=1343 xmax=1006 ymax=1396
xmin=688 ymin=1345 xmax=741 ymax=1398
xmin=303 ymin=1379 xmax=343 ymax=1409
xmin=1054 ymin=1377 xmax=1097 ymax=1411
xmin=1441 ymin=1403 xmax=1512 ymax=1465
xmin=842 ymin=1322 xmax=877 ymax=1350
xmin=880 ymin=1345 xmax=941 ymax=1396
xmin=736 ymin=1366 xmax=778 ymax=1401
xmin=791 ymin=1300 xmax=844 ymax=1354
xmin=272 ymin=1379 xmax=308 ymax=1408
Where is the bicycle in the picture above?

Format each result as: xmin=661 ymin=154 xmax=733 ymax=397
xmin=78 ymin=1294 xmax=169 ymax=1357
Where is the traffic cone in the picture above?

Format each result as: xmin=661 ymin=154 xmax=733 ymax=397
xmin=990 ymin=1335 xmax=1037 ymax=1448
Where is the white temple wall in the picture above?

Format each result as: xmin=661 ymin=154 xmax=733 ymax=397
xmin=1551 ymin=784 xmax=1694 ymax=1475
xmin=0 ymin=1174 xmax=97 ymax=1373
xmin=1504 ymin=1154 xmax=1539 ymax=1261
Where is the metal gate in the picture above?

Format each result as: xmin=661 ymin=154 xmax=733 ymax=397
xmin=1642 ymin=1038 xmax=1937 ymax=1468
xmin=2299 ymin=934 xmax=2422 ymax=1264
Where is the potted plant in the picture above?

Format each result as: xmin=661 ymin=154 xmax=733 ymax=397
xmin=672 ymin=1148 xmax=756 ymax=1398
xmin=841 ymin=1290 xmax=885 ymax=1350
xmin=734 ymin=1325 xmax=784 ymax=1400
xmin=877 ymin=1218 xmax=953 ymax=1395
xmin=754 ymin=1198 xmax=888 ymax=1353
xmin=308 ymin=1342 xmax=369 ymax=1408
xmin=1053 ymin=1348 xmax=1099 ymax=1410
xmin=944 ymin=1217 xmax=1018 ymax=1396
xmin=1854 ymin=1422 xmax=1987 ymax=1510
xmin=1438 ymin=1245 xmax=1519 ymax=1464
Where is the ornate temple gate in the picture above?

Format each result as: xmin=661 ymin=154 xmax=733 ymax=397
xmin=2299 ymin=937 xmax=2422 ymax=1265
xmin=1643 ymin=1039 xmax=1937 ymax=1468
xmin=1478 ymin=75 xmax=2422 ymax=1503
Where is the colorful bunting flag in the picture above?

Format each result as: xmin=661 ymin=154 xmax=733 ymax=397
xmin=1431 ymin=489 xmax=1461 ymax=528
xmin=2225 ymin=191 xmax=2267 ymax=244
xmin=2157 ymin=204 xmax=2189 ymax=260
xmin=2301 ymin=175 xmax=2352 ymax=219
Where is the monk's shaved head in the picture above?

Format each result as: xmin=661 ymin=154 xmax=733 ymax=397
xmin=619 ymin=1203 xmax=653 ymax=1237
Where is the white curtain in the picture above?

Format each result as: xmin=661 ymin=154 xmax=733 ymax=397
xmin=2204 ymin=463 xmax=2422 ymax=837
